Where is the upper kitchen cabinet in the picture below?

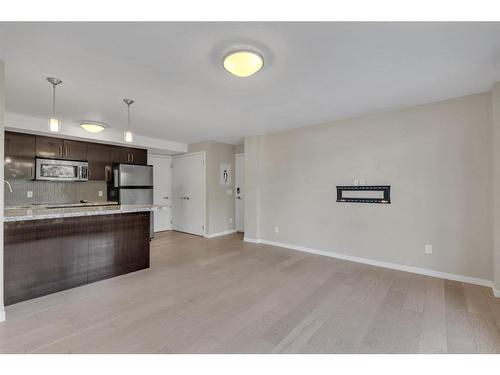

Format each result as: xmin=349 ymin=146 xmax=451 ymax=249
xmin=4 ymin=131 xmax=36 ymax=180
xmin=128 ymin=148 xmax=148 ymax=165
xmin=36 ymin=136 xmax=63 ymax=159
xmin=110 ymin=146 xmax=147 ymax=165
xmin=87 ymin=143 xmax=111 ymax=181
xmin=63 ymin=139 xmax=87 ymax=161
xmin=36 ymin=136 xmax=87 ymax=160
xmin=5 ymin=131 xmax=36 ymax=158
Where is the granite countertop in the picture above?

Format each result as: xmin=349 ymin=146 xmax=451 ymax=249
xmin=3 ymin=204 xmax=165 ymax=222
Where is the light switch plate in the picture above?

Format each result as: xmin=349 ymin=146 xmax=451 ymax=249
xmin=27 ymin=191 xmax=33 ymax=198
xmin=425 ymin=244 xmax=433 ymax=254
xmin=229 ymin=218 xmax=233 ymax=224
xmin=98 ymin=190 xmax=103 ymax=197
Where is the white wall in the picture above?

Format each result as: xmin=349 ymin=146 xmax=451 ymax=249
xmin=5 ymin=112 xmax=187 ymax=155
xmin=245 ymin=93 xmax=493 ymax=283
xmin=0 ymin=61 xmax=5 ymax=321
xmin=188 ymin=141 xmax=236 ymax=236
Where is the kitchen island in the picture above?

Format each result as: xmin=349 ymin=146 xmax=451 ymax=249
xmin=3 ymin=204 xmax=163 ymax=306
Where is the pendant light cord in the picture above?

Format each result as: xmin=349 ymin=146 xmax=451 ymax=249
xmin=127 ymin=103 xmax=130 ymax=130
xmin=52 ymin=83 xmax=56 ymax=116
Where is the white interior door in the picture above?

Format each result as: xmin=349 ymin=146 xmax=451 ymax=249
xmin=235 ymin=153 xmax=245 ymax=232
xmin=148 ymin=154 xmax=172 ymax=232
xmin=172 ymin=152 xmax=206 ymax=236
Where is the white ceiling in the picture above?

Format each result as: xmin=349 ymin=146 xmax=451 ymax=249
xmin=1 ymin=22 xmax=500 ymax=145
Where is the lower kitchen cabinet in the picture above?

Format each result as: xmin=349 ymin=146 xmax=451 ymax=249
xmin=3 ymin=212 xmax=150 ymax=306
xmin=87 ymin=213 xmax=150 ymax=283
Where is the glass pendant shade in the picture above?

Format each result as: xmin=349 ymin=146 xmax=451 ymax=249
xmin=124 ymin=130 xmax=133 ymax=143
xmin=49 ymin=117 xmax=62 ymax=132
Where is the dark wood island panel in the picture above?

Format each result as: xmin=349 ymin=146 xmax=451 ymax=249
xmin=4 ymin=212 xmax=150 ymax=306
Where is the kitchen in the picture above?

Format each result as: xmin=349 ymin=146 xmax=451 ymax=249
xmin=3 ymin=129 xmax=162 ymax=306
xmin=1 ymin=75 xmax=236 ymax=310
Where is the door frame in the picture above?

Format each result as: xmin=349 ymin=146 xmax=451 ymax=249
xmin=172 ymin=151 xmax=207 ymax=237
xmin=148 ymin=153 xmax=173 ymax=232
xmin=235 ymin=153 xmax=244 ymax=233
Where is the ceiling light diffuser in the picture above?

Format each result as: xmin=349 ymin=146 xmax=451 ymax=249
xmin=80 ymin=121 xmax=107 ymax=133
xmin=223 ymin=50 xmax=264 ymax=77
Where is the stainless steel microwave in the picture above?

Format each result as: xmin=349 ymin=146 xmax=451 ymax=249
xmin=35 ymin=158 xmax=89 ymax=181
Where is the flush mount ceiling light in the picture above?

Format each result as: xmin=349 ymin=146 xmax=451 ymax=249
xmin=123 ymin=98 xmax=134 ymax=143
xmin=47 ymin=77 xmax=63 ymax=132
xmin=80 ymin=121 xmax=107 ymax=133
xmin=223 ymin=50 xmax=264 ymax=78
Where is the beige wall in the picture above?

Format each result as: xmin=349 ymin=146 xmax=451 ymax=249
xmin=492 ymin=83 xmax=500 ymax=292
xmin=0 ymin=60 xmax=5 ymax=321
xmin=245 ymin=93 xmax=493 ymax=281
xmin=188 ymin=141 xmax=236 ymax=235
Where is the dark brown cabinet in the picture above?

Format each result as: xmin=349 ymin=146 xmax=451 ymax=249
xmin=5 ymin=131 xmax=35 ymax=158
xmin=128 ymin=147 xmax=148 ymax=165
xmin=35 ymin=136 xmax=63 ymax=159
xmin=36 ymin=136 xmax=87 ymax=160
xmin=63 ymin=139 xmax=87 ymax=160
xmin=4 ymin=212 xmax=151 ymax=306
xmin=87 ymin=143 xmax=111 ymax=181
xmin=110 ymin=146 xmax=147 ymax=165
xmin=4 ymin=132 xmax=36 ymax=179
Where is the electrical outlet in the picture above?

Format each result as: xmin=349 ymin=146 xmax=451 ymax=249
xmin=229 ymin=217 xmax=233 ymax=224
xmin=98 ymin=190 xmax=103 ymax=197
xmin=275 ymin=225 xmax=279 ymax=234
xmin=27 ymin=191 xmax=33 ymax=198
xmin=425 ymin=244 xmax=433 ymax=254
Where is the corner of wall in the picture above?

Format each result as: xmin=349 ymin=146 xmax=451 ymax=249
xmin=0 ymin=60 xmax=5 ymax=319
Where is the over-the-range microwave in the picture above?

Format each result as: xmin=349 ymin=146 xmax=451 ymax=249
xmin=35 ymin=158 xmax=89 ymax=182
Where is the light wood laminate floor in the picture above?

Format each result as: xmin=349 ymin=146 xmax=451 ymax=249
xmin=1 ymin=231 xmax=499 ymax=354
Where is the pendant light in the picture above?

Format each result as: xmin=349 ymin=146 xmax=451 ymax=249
xmin=123 ymin=98 xmax=134 ymax=143
xmin=47 ymin=77 xmax=63 ymax=132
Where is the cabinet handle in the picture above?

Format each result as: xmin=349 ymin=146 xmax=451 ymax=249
xmin=30 ymin=166 xmax=34 ymax=179
xmin=131 ymin=154 xmax=134 ymax=163
xmin=59 ymin=145 xmax=63 ymax=157
xmin=65 ymin=145 xmax=68 ymax=157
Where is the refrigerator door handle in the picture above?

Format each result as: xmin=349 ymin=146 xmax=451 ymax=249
xmin=114 ymin=168 xmax=119 ymax=188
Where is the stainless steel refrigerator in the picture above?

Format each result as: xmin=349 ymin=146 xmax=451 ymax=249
xmin=108 ymin=163 xmax=154 ymax=238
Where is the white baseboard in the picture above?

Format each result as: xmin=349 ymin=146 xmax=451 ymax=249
xmin=243 ymin=237 xmax=260 ymax=243
xmin=0 ymin=309 xmax=5 ymax=322
xmin=244 ymin=237 xmax=494 ymax=290
xmin=205 ymin=229 xmax=237 ymax=239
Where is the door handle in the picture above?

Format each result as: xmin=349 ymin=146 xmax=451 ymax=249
xmin=237 ymin=196 xmax=242 ymax=200
xmin=163 ymin=196 xmax=169 ymax=199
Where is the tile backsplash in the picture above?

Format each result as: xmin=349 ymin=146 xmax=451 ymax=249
xmin=4 ymin=179 xmax=108 ymax=207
